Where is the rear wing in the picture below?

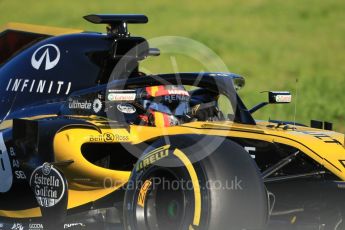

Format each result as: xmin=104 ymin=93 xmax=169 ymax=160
xmin=0 ymin=22 xmax=82 ymax=66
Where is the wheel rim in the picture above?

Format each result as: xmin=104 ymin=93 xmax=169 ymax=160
xmin=135 ymin=170 xmax=186 ymax=230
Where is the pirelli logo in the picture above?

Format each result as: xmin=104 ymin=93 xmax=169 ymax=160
xmin=136 ymin=145 xmax=170 ymax=172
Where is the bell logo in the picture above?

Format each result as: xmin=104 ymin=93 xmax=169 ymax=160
xmin=31 ymin=44 xmax=60 ymax=70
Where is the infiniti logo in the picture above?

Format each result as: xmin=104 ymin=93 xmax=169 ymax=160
xmin=31 ymin=44 xmax=60 ymax=70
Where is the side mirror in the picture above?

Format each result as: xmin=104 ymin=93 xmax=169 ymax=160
xmin=249 ymin=91 xmax=292 ymax=114
xmin=269 ymin=91 xmax=292 ymax=104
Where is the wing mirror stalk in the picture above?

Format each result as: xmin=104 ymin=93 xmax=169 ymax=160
xmin=249 ymin=91 xmax=292 ymax=114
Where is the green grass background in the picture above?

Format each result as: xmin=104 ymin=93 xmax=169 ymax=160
xmin=1 ymin=0 xmax=344 ymax=131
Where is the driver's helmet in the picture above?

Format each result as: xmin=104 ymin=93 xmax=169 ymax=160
xmin=140 ymin=85 xmax=191 ymax=127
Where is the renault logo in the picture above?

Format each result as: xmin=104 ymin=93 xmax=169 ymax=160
xmin=31 ymin=44 xmax=60 ymax=70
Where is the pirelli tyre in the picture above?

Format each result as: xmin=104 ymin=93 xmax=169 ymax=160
xmin=123 ymin=135 xmax=268 ymax=230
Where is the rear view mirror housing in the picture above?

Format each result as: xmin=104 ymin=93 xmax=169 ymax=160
xmin=249 ymin=91 xmax=292 ymax=114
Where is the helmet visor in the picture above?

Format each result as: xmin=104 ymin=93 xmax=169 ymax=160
xmin=146 ymin=100 xmax=190 ymax=116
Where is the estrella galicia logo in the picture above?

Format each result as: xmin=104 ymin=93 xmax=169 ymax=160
xmin=30 ymin=163 xmax=66 ymax=208
xmin=42 ymin=162 xmax=52 ymax=176
xmin=31 ymin=44 xmax=60 ymax=71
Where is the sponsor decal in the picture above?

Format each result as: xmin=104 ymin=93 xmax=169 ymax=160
xmin=30 ymin=163 xmax=66 ymax=208
xmin=108 ymin=93 xmax=136 ymax=102
xmin=297 ymin=131 xmax=342 ymax=145
xmin=0 ymin=132 xmax=13 ymax=193
xmin=12 ymin=159 xmax=20 ymax=168
xmin=146 ymin=85 xmax=189 ymax=97
xmin=107 ymin=89 xmax=136 ymax=101
xmin=68 ymin=99 xmax=92 ymax=110
xmin=5 ymin=78 xmax=72 ymax=95
xmin=137 ymin=180 xmax=152 ymax=208
xmin=92 ymin=98 xmax=103 ymax=113
xmin=89 ymin=133 xmax=129 ymax=142
xmin=11 ymin=223 xmax=24 ymax=230
xmin=244 ymin=147 xmax=256 ymax=159
xmin=209 ymin=73 xmax=231 ymax=77
xmin=9 ymin=147 xmax=25 ymax=180
xmin=274 ymin=94 xmax=291 ymax=103
xmin=117 ymin=103 xmax=136 ymax=114
xmin=31 ymin=44 xmax=60 ymax=71
xmin=108 ymin=89 xmax=136 ymax=93
xmin=68 ymin=98 xmax=103 ymax=113
xmin=29 ymin=223 xmax=44 ymax=230
xmin=164 ymin=94 xmax=189 ymax=102
xmin=167 ymin=89 xmax=189 ymax=96
xmin=136 ymin=145 xmax=170 ymax=172
xmin=64 ymin=223 xmax=86 ymax=229
xmin=14 ymin=171 xmax=26 ymax=179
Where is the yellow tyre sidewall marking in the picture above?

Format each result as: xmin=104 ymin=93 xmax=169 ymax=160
xmin=138 ymin=180 xmax=153 ymax=208
xmin=173 ymin=149 xmax=201 ymax=227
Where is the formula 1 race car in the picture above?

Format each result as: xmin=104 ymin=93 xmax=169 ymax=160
xmin=0 ymin=14 xmax=344 ymax=230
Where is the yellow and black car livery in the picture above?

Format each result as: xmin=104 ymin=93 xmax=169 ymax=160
xmin=0 ymin=14 xmax=344 ymax=230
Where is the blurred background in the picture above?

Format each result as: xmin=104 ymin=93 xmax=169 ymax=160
xmin=0 ymin=0 xmax=344 ymax=131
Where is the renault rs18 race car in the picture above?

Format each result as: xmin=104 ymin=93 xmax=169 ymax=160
xmin=0 ymin=14 xmax=345 ymax=230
